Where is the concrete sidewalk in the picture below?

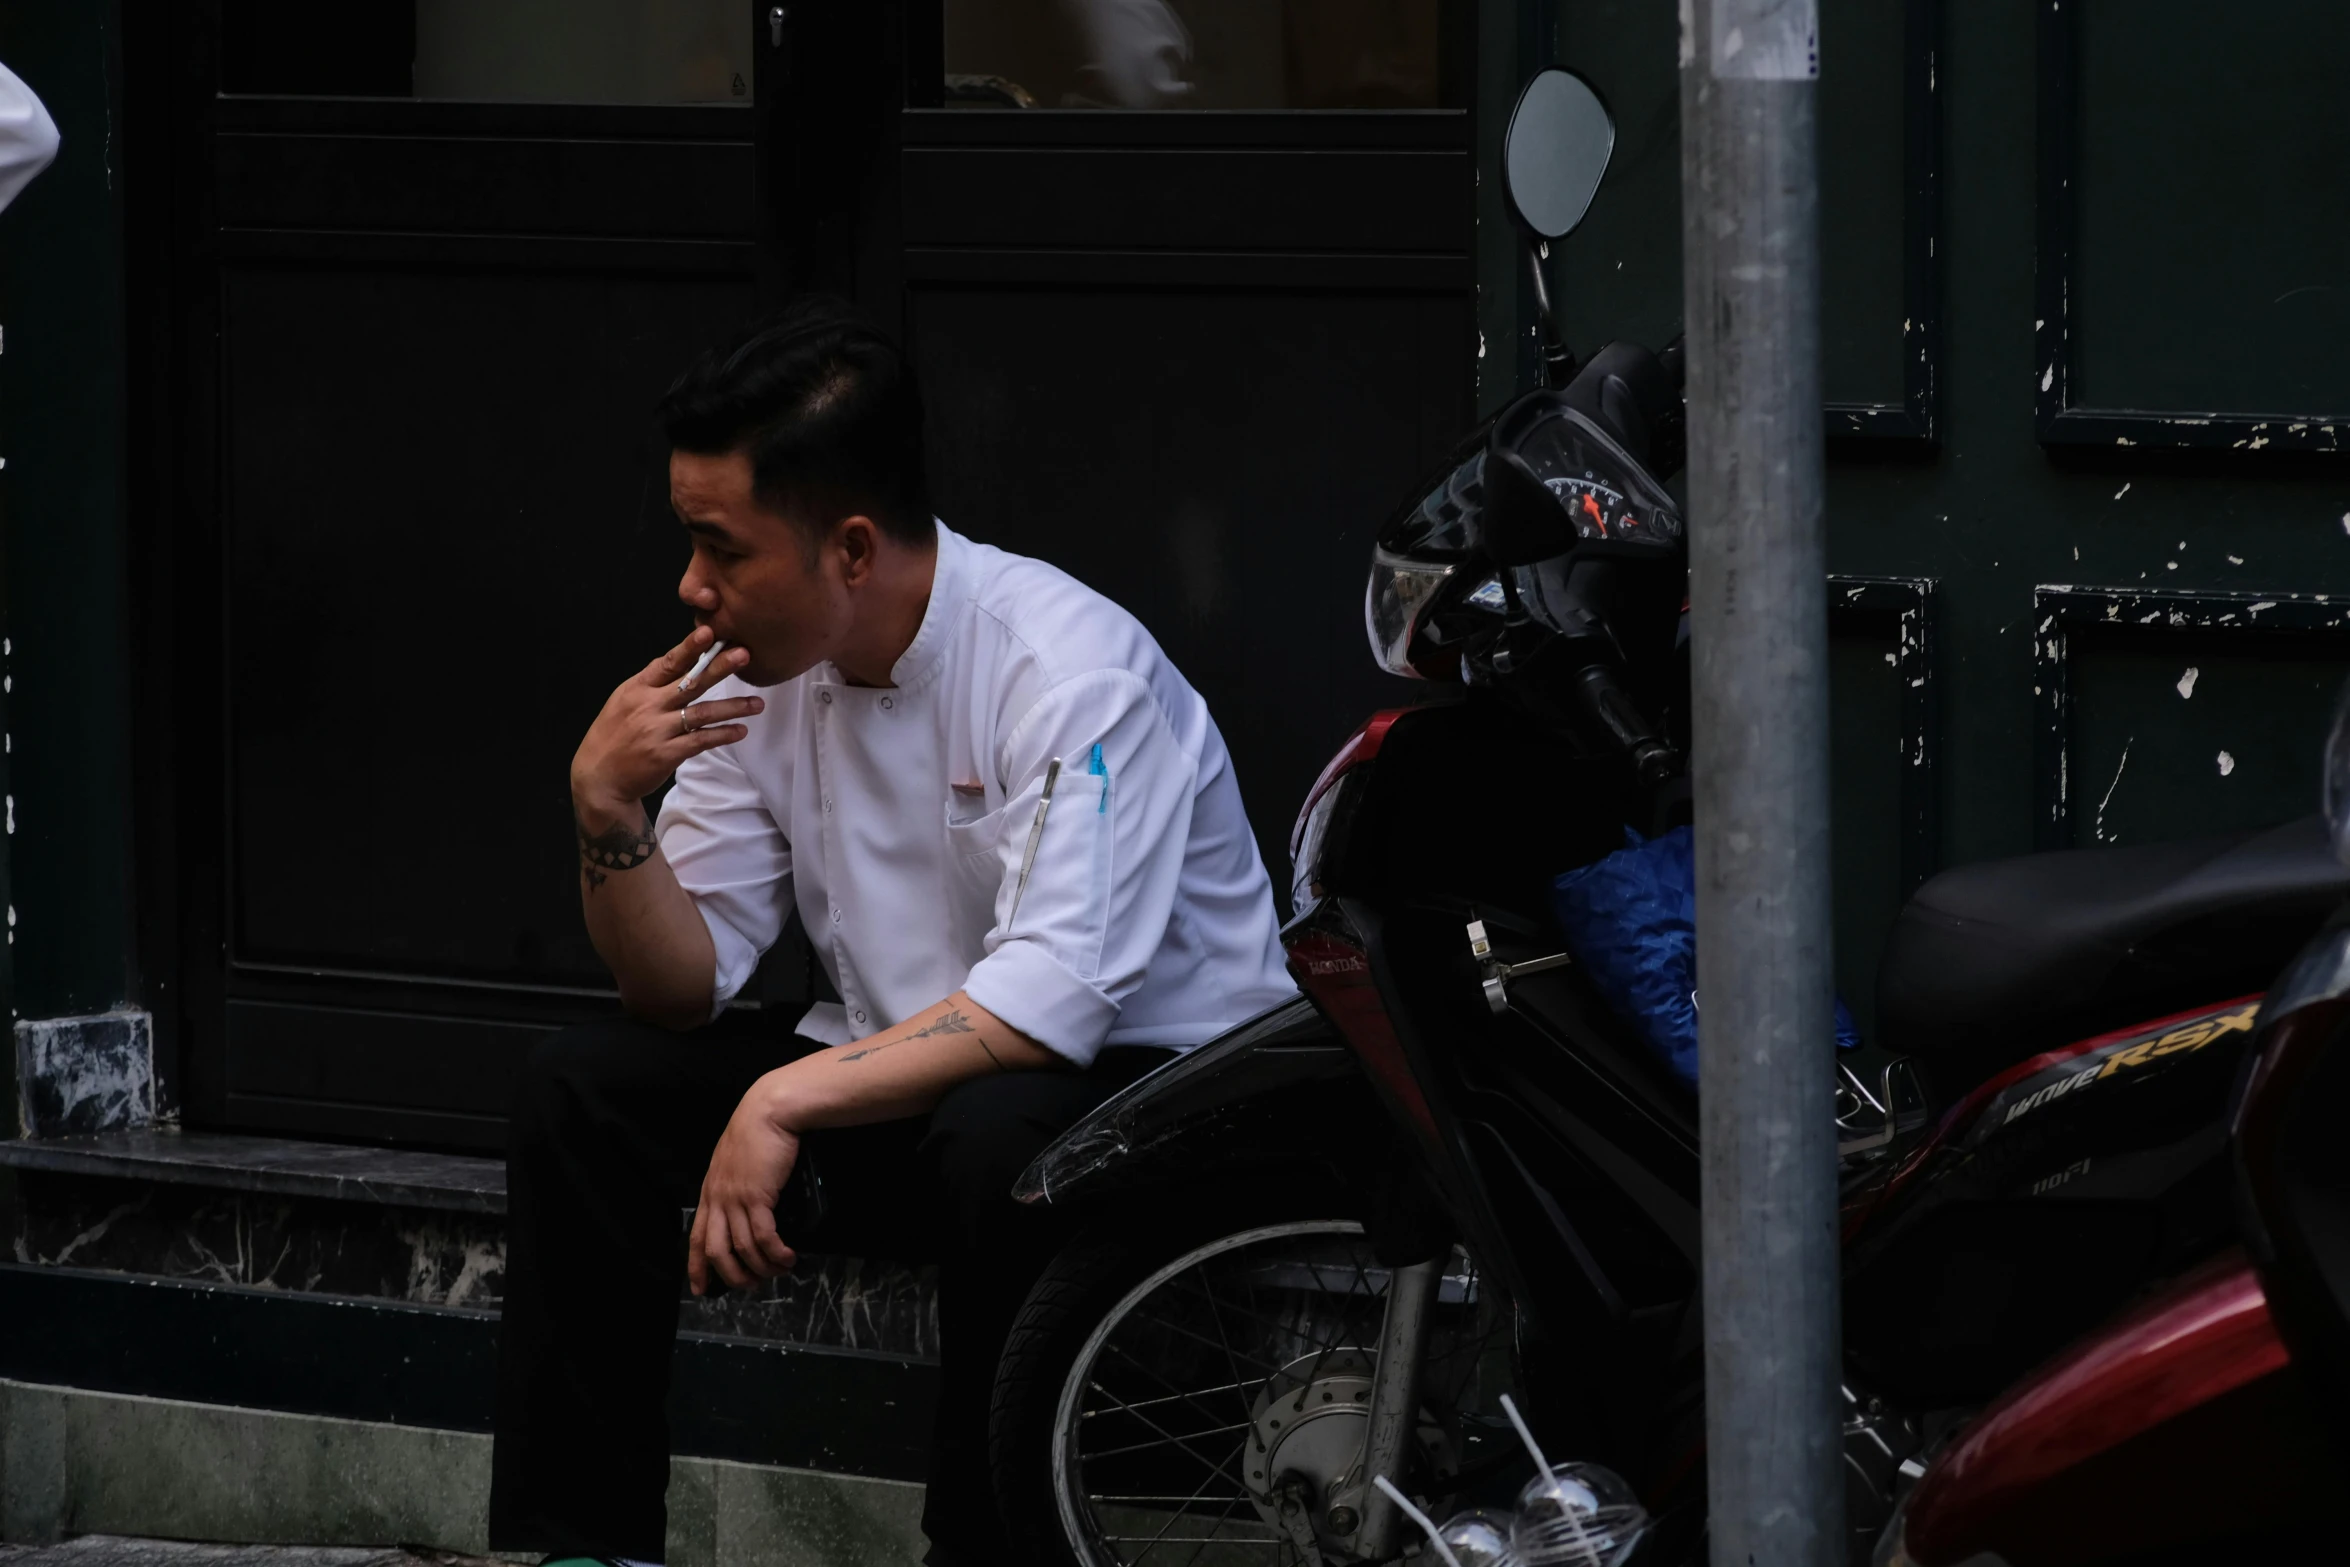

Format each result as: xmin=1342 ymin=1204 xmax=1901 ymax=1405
xmin=0 ymin=1382 xmax=927 ymax=1567
xmin=0 ymin=1541 xmax=498 ymax=1567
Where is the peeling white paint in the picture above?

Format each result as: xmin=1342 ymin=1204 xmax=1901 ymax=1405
xmin=2177 ymin=667 xmax=2199 ymax=700
xmin=2228 ymin=555 xmax=2245 ymax=565
xmin=2114 ymin=483 xmax=2131 ymax=500
xmin=2095 ymin=739 xmax=2133 ymax=843
xmin=2218 ymin=751 xmax=2236 ymax=777
xmin=2041 ymin=363 xmax=2055 ymax=393
xmin=2166 ymin=561 xmax=2178 ymax=571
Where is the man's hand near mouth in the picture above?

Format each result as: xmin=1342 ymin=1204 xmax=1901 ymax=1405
xmin=569 ymin=623 xmax=764 ymax=1029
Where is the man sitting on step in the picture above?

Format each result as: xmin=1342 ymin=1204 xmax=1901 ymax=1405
xmin=488 ymin=297 xmax=1296 ymax=1567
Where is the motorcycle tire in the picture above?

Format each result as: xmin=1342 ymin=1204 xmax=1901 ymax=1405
xmin=991 ymin=1210 xmax=1509 ymax=1567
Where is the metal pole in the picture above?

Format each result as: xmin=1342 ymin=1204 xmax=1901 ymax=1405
xmin=1679 ymin=3 xmax=1843 ymax=1566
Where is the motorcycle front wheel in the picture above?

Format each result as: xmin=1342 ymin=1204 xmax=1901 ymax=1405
xmin=990 ymin=1217 xmax=1514 ymax=1567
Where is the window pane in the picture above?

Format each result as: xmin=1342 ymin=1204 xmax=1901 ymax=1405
xmin=943 ymin=0 xmax=1448 ymax=110
xmin=221 ymin=0 xmax=754 ymax=105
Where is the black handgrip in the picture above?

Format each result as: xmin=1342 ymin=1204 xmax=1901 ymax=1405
xmin=1571 ymin=661 xmax=1679 ymax=785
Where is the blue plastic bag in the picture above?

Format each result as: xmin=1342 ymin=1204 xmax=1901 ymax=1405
xmin=1551 ymin=826 xmax=1860 ymax=1089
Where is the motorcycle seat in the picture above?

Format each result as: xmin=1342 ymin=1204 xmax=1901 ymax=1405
xmin=1875 ymin=815 xmax=2349 ymax=1095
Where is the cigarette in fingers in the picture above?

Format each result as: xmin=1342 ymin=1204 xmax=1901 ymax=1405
xmin=682 ymin=639 xmax=728 ymax=692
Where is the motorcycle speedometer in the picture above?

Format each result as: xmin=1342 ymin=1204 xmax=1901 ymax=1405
xmin=1507 ymin=404 xmax=1683 ymax=547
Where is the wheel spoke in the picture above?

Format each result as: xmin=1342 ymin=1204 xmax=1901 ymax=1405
xmin=1115 ymin=1292 xmax=1292 ymax=1378
xmin=1188 ymin=1255 xmax=1266 ymax=1426
xmin=1122 ymin=1432 xmax=1253 ymax=1565
xmin=1087 ymin=1375 xmax=1266 ymax=1418
xmin=1081 ymin=1420 xmax=1256 ymax=1463
xmin=1088 ymin=1338 xmax=1266 ymax=1459
xmin=1085 ymin=1361 xmax=1249 ymax=1484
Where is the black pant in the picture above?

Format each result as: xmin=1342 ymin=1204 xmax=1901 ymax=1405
xmin=487 ymin=1010 xmax=1166 ymax=1564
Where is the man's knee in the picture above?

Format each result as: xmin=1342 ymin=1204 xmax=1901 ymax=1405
xmin=509 ymin=1016 xmax=675 ymax=1149
xmin=921 ymin=1071 xmax=1095 ymax=1200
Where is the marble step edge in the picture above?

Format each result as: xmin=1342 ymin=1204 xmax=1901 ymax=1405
xmin=0 ymin=1130 xmax=505 ymax=1216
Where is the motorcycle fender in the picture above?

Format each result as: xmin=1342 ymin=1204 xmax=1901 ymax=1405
xmin=1012 ymin=995 xmax=1365 ymax=1206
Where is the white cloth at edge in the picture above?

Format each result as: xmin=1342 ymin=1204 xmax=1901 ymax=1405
xmin=657 ymin=520 xmax=1297 ymax=1067
xmin=0 ymin=62 xmax=61 ymax=215
xmin=1065 ymin=0 xmax=1194 ymax=108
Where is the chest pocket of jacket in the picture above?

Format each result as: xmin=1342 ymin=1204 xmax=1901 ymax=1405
xmin=943 ymin=795 xmax=1011 ymax=953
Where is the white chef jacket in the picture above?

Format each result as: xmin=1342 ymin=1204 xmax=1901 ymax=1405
xmin=656 ymin=521 xmax=1298 ymax=1066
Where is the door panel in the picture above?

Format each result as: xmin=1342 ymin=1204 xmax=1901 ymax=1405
xmin=166 ymin=2 xmax=771 ymax=1144
xmin=2072 ymin=0 xmax=2350 ymax=418
xmin=224 ymin=266 xmax=752 ymax=988
xmin=221 ymin=0 xmax=756 ymax=105
xmin=215 ymin=129 xmax=753 ymax=238
xmin=899 ymin=143 xmax=1466 ymax=253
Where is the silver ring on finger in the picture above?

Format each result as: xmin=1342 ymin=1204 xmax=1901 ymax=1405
xmin=679 ymin=707 xmax=694 ymax=737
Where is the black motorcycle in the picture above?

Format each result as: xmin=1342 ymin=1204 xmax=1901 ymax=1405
xmin=985 ymin=67 xmax=2350 ymax=1567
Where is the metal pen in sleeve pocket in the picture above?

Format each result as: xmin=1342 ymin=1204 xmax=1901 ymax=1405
xmin=1006 ymin=756 xmax=1063 ymax=930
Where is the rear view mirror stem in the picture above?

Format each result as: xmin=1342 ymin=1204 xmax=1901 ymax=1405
xmin=1526 ymin=239 xmax=1578 ymax=389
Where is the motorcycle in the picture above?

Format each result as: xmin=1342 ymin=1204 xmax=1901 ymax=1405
xmin=985 ymin=66 xmax=2350 ymax=1567
xmin=1873 ymin=705 xmax=2350 ymax=1567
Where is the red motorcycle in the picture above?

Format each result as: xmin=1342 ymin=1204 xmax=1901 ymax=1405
xmin=1877 ymin=739 xmax=2350 ymax=1566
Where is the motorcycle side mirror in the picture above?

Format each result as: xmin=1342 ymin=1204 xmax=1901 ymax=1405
xmin=1480 ymin=449 xmax=1576 ymax=568
xmin=1503 ymin=67 xmax=1615 ymax=242
xmin=1503 ymin=68 xmax=1616 ymax=390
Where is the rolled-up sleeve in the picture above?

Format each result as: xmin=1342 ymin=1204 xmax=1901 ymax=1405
xmin=657 ymin=742 xmax=792 ymax=1016
xmin=960 ymin=669 xmax=1197 ymax=1066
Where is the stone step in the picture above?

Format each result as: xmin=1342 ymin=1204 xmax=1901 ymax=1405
xmin=0 ymin=1131 xmax=937 ymax=1359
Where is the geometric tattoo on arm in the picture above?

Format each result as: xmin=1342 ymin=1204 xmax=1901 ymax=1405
xmin=576 ymin=811 xmax=660 ymax=891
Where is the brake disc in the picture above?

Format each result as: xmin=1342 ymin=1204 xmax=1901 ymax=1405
xmin=1244 ymin=1350 xmax=1456 ymax=1560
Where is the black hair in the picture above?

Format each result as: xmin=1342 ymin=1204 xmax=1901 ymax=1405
xmin=657 ymin=297 xmax=933 ymax=546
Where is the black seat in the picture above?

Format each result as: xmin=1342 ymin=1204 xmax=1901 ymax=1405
xmin=1877 ymin=815 xmax=2350 ymax=1095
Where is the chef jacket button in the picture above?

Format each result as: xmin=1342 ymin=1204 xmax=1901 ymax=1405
xmin=853 ymin=1009 xmax=867 ymax=1025
xmin=818 ymin=690 xmax=832 ymax=705
xmin=830 ymin=907 xmax=842 ymax=924
xmin=822 ymin=796 xmax=834 ymax=813
xmin=880 ymin=696 xmax=894 ymax=710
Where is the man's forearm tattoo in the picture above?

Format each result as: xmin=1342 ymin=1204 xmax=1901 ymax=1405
xmin=576 ymin=812 xmax=659 ymax=891
xmin=840 ymin=1007 xmax=1002 ymax=1067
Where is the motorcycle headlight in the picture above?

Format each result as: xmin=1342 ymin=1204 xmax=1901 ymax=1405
xmin=1365 ymin=548 xmax=1456 ymax=678
xmin=2326 ymin=680 xmax=2350 ymax=865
